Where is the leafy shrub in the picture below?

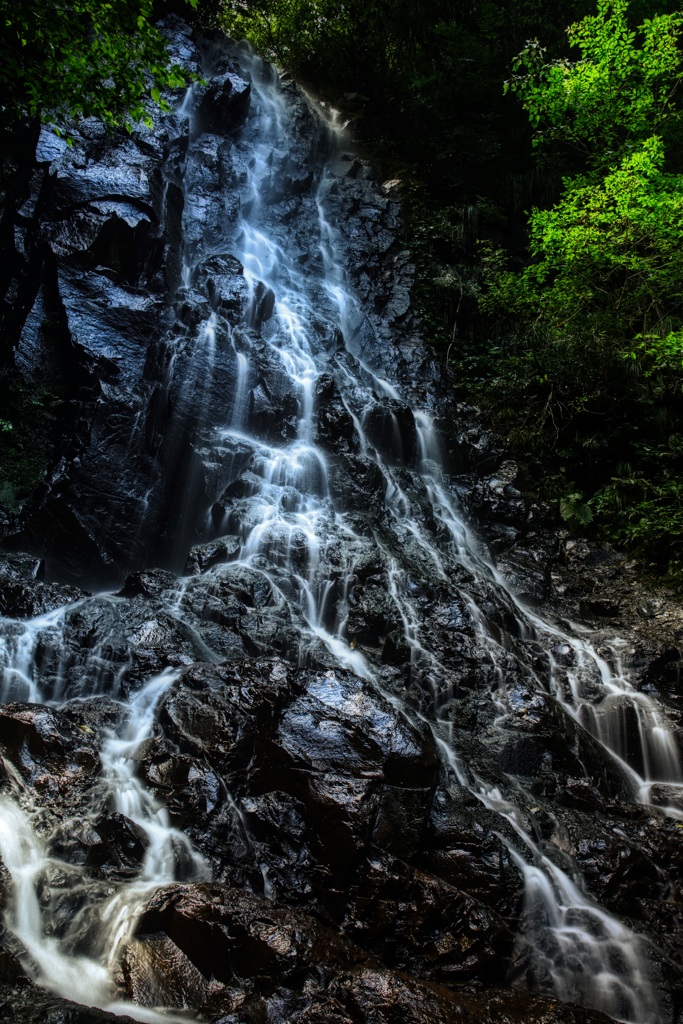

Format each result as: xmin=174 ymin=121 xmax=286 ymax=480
xmin=0 ymin=0 xmax=198 ymax=134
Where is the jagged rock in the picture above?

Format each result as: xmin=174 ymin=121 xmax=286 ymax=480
xmin=195 ymin=71 xmax=251 ymax=136
xmin=0 ymin=703 xmax=101 ymax=806
xmin=129 ymin=884 xmax=612 ymax=1023
xmin=315 ymin=374 xmax=356 ymax=451
xmin=121 ymin=933 xmax=212 ymax=1009
xmin=579 ymin=597 xmax=621 ymax=619
xmin=0 ymin=991 xmax=141 ymax=1024
xmin=0 ymin=552 xmax=85 ymax=618
xmin=184 ymin=535 xmax=241 ymax=575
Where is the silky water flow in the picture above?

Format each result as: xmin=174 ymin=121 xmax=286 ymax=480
xmin=0 ymin=44 xmax=678 ymax=1023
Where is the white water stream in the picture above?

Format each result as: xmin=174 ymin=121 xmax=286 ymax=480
xmin=0 ymin=41 xmax=678 ymax=1023
xmin=0 ymin=666 xmax=204 ymax=1021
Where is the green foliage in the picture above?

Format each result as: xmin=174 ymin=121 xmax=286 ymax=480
xmin=482 ymin=136 xmax=683 ymax=373
xmin=489 ymin=0 xmax=683 ymax=363
xmin=505 ymin=0 xmax=683 ymax=166
xmin=0 ymin=0 xmax=198 ymax=133
xmin=592 ymin=448 xmax=683 ymax=586
xmin=560 ymin=491 xmax=594 ymax=526
xmin=466 ymin=0 xmax=683 ymax=586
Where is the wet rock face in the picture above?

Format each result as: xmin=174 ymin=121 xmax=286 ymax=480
xmin=196 ymin=71 xmax=252 ymax=136
xmin=3 ymin=575 xmax=683 ymax=1021
xmin=124 ymin=883 xmax=613 ymax=1023
xmin=149 ymin=663 xmax=448 ymax=909
xmin=0 ymin=604 xmax=600 ymax=1024
xmin=0 ymin=553 xmax=85 ymax=618
xmin=0 ymin=21 xmax=255 ymax=590
xmin=0 ymin=20 xmax=418 ymax=591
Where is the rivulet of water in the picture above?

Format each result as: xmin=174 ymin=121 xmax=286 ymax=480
xmin=0 ymin=665 xmax=204 ymax=1022
xmin=0 ymin=35 xmax=678 ymax=1023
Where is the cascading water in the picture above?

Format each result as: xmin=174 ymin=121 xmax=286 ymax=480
xmin=0 ymin=663 xmax=205 ymax=1022
xmin=0 ymin=27 xmax=680 ymax=1023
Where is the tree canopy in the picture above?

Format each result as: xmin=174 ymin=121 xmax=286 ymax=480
xmin=506 ymin=0 xmax=683 ymax=167
xmin=477 ymin=0 xmax=683 ymax=576
xmin=485 ymin=1 xmax=683 ymax=380
xmin=0 ymin=0 xmax=197 ymax=134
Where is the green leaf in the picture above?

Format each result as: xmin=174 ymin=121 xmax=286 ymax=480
xmin=560 ymin=492 xmax=594 ymax=527
xmin=0 ymin=0 xmax=196 ymax=134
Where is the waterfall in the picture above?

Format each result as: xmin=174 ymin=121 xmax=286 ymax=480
xmin=0 ymin=26 xmax=679 ymax=1023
